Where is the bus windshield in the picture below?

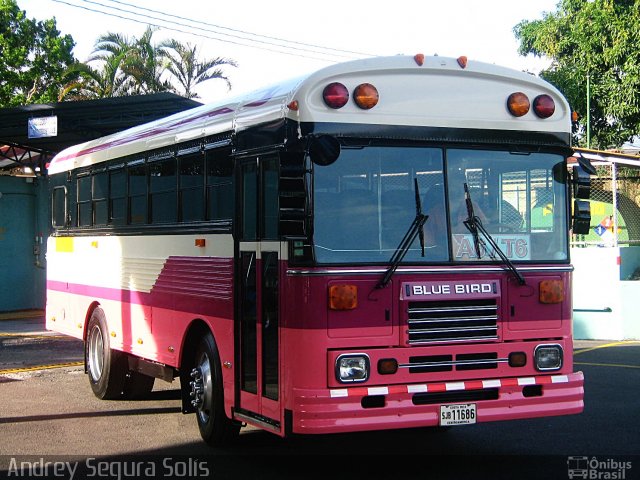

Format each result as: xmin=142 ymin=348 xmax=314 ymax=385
xmin=312 ymin=145 xmax=568 ymax=264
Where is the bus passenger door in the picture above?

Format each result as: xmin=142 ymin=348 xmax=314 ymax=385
xmin=237 ymin=155 xmax=282 ymax=430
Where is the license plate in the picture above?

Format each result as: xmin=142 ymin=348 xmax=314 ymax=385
xmin=440 ymin=403 xmax=477 ymax=426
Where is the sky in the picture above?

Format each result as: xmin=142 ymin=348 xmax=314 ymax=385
xmin=20 ymin=0 xmax=560 ymax=104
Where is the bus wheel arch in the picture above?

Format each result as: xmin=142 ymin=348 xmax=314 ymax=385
xmin=82 ymin=301 xmax=102 ymax=343
xmin=179 ymin=320 xmax=240 ymax=446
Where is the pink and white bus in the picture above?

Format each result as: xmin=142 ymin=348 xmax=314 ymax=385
xmin=46 ymin=54 xmax=590 ymax=445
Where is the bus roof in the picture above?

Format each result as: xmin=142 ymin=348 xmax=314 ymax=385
xmin=48 ymin=54 xmax=571 ymax=175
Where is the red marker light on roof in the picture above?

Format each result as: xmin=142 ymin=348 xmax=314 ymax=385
xmin=507 ymin=92 xmax=530 ymax=117
xmin=533 ymin=94 xmax=555 ymax=118
xmin=414 ymin=53 xmax=425 ymax=66
xmin=323 ymin=82 xmax=349 ymax=109
xmin=353 ymin=83 xmax=379 ymax=109
xmin=457 ymin=56 xmax=468 ymax=69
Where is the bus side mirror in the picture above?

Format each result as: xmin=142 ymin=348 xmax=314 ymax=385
xmin=572 ymin=199 xmax=591 ymax=234
xmin=572 ymin=164 xmax=591 ymax=199
xmin=309 ymin=135 xmax=340 ymax=166
xmin=570 ymin=160 xmax=593 ymax=235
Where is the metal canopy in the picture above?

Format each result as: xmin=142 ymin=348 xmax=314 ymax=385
xmin=0 ymin=93 xmax=201 ymax=175
xmin=571 ymin=147 xmax=640 ymax=168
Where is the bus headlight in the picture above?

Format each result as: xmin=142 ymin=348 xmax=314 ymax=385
xmin=336 ymin=354 xmax=370 ymax=383
xmin=534 ymin=344 xmax=563 ymax=371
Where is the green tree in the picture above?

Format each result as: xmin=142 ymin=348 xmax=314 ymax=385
xmin=0 ymin=0 xmax=76 ymax=106
xmin=159 ymin=39 xmax=238 ymax=99
xmin=514 ymin=0 xmax=640 ymax=149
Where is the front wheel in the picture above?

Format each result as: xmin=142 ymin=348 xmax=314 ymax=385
xmin=190 ymin=332 xmax=240 ymax=446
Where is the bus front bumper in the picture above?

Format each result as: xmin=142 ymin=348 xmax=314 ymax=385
xmin=290 ymin=371 xmax=584 ymax=434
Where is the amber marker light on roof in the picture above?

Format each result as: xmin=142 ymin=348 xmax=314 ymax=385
xmin=507 ymin=92 xmax=530 ymax=117
xmin=457 ymin=56 xmax=468 ymax=68
xmin=329 ymin=284 xmax=358 ymax=310
xmin=353 ymin=83 xmax=379 ymax=109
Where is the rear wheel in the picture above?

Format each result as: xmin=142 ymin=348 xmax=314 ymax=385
xmin=86 ymin=308 xmax=127 ymax=399
xmin=190 ymin=332 xmax=240 ymax=446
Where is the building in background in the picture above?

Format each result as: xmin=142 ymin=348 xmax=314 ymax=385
xmin=0 ymin=93 xmax=201 ymax=312
xmin=570 ymin=148 xmax=640 ymax=340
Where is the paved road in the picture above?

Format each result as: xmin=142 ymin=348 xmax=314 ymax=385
xmin=0 ymin=316 xmax=83 ymax=371
xmin=1 ymin=315 xmax=639 ymax=480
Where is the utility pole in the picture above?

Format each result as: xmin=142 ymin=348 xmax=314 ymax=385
xmin=586 ymin=73 xmax=591 ymax=148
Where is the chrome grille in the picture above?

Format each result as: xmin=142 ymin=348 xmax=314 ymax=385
xmin=404 ymin=353 xmax=502 ymax=373
xmin=407 ymin=299 xmax=498 ymax=344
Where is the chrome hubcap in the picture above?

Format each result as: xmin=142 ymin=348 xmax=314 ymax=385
xmin=88 ymin=325 xmax=104 ymax=382
xmin=190 ymin=368 xmax=204 ymax=409
xmin=190 ymin=352 xmax=213 ymax=422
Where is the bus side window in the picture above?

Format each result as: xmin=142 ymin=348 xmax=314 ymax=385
xmin=179 ymin=152 xmax=205 ymax=222
xmin=149 ymin=158 xmax=177 ymax=224
xmin=93 ymin=171 xmax=108 ymax=226
xmin=206 ymin=149 xmax=234 ymax=222
xmin=262 ymin=157 xmax=279 ymax=240
xmin=128 ymin=162 xmax=148 ymax=225
xmin=52 ymin=186 xmax=67 ymax=228
xmin=240 ymin=161 xmax=258 ymax=240
xmin=77 ymin=174 xmax=92 ymax=227
xmin=109 ymin=169 xmax=126 ymax=226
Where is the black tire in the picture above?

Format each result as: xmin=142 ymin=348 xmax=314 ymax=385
xmin=190 ymin=332 xmax=240 ymax=446
xmin=85 ymin=308 xmax=127 ymax=399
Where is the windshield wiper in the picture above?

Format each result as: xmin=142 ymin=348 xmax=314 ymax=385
xmin=463 ymin=183 xmax=483 ymax=260
xmin=462 ymin=183 xmax=526 ymax=285
xmin=377 ymin=179 xmax=428 ymax=289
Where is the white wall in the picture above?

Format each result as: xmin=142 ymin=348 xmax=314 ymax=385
xmin=571 ymin=246 xmax=640 ymax=340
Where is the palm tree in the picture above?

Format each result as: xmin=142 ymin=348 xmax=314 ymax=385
xmin=82 ymin=27 xmax=172 ymax=96
xmin=58 ymin=56 xmax=129 ymax=101
xmin=159 ymin=39 xmax=237 ymax=99
xmin=87 ymin=31 xmax=138 ymax=96
xmin=57 ymin=28 xmax=238 ymax=101
xmin=124 ymin=26 xmax=174 ymax=95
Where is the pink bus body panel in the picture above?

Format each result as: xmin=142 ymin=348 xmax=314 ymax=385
xmin=47 ymin=248 xmax=583 ymax=434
